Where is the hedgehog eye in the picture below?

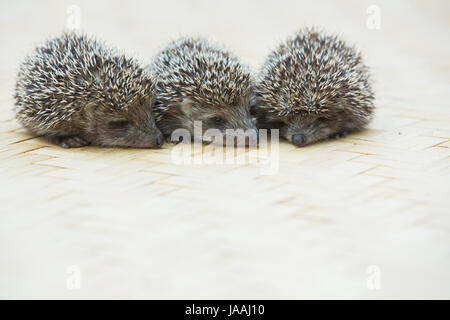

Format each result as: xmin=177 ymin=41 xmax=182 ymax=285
xmin=269 ymin=120 xmax=286 ymax=128
xmin=249 ymin=105 xmax=259 ymax=116
xmin=211 ymin=116 xmax=226 ymax=126
xmin=108 ymin=120 xmax=130 ymax=130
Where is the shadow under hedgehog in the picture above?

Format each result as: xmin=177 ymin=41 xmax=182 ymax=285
xmin=14 ymin=32 xmax=163 ymax=148
xmin=149 ymin=36 xmax=257 ymax=146
xmin=251 ymin=28 xmax=375 ymax=147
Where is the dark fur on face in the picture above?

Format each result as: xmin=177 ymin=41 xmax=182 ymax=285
xmin=81 ymin=97 xmax=163 ymax=148
xmin=154 ymin=97 xmax=256 ymax=145
xmin=35 ymin=97 xmax=163 ymax=149
xmin=252 ymin=28 xmax=375 ymax=147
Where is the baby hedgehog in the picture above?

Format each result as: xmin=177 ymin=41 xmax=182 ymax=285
xmin=252 ymin=28 xmax=375 ymax=147
xmin=14 ymin=32 xmax=163 ymax=148
xmin=150 ymin=37 xmax=257 ymax=145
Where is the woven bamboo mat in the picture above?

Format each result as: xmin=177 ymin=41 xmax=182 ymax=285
xmin=0 ymin=0 xmax=449 ymax=299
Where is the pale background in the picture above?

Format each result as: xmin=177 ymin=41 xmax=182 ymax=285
xmin=0 ymin=0 xmax=449 ymax=299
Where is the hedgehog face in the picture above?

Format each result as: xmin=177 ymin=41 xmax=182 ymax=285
xmin=253 ymin=88 xmax=372 ymax=147
xmin=259 ymin=111 xmax=343 ymax=147
xmin=84 ymin=99 xmax=163 ymax=148
xmin=158 ymin=98 xmax=257 ymax=146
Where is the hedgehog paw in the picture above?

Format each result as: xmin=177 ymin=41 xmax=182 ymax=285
xmin=50 ymin=135 xmax=90 ymax=148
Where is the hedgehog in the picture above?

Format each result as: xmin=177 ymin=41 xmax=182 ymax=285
xmin=14 ymin=32 xmax=163 ymax=148
xmin=251 ymin=28 xmax=375 ymax=147
xmin=149 ymin=37 xmax=257 ymax=146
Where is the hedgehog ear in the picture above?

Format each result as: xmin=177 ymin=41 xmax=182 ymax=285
xmin=180 ymin=99 xmax=194 ymax=117
xmin=85 ymin=102 xmax=98 ymax=113
xmin=85 ymin=102 xmax=102 ymax=120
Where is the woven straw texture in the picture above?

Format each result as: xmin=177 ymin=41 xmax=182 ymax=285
xmin=1 ymin=0 xmax=449 ymax=298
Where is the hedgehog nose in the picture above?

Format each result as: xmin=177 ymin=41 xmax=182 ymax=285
xmin=155 ymin=134 xmax=164 ymax=148
xmin=292 ymin=133 xmax=306 ymax=146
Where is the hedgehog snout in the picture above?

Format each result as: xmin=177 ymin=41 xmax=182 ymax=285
xmin=126 ymin=121 xmax=164 ymax=149
xmin=291 ymin=133 xmax=307 ymax=147
xmin=144 ymin=130 xmax=164 ymax=148
xmin=133 ymin=132 xmax=163 ymax=149
xmin=155 ymin=134 xmax=164 ymax=147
